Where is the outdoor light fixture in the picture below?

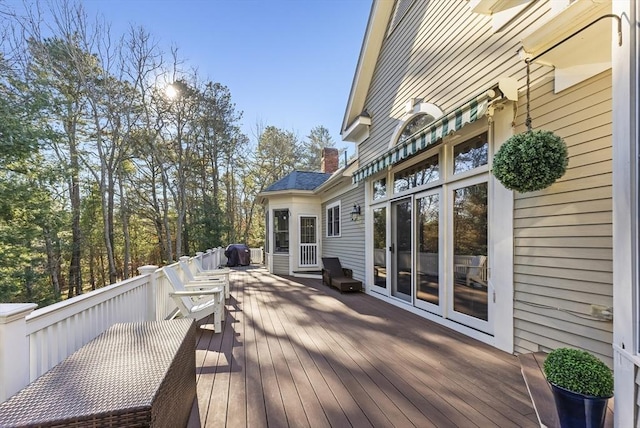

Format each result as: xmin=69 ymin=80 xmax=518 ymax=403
xmin=351 ymin=204 xmax=361 ymax=222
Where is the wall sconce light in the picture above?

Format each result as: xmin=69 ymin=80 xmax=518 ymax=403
xmin=351 ymin=204 xmax=361 ymax=222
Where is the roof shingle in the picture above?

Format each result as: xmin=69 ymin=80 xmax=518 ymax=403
xmin=263 ymin=171 xmax=331 ymax=192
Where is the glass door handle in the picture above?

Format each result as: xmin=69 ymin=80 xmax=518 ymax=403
xmin=389 ymin=244 xmax=394 ymax=253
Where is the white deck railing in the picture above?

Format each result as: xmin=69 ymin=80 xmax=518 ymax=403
xmin=0 ymin=247 xmax=233 ymax=403
xmin=250 ymin=247 xmax=264 ymax=264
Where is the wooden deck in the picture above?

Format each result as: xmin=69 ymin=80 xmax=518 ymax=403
xmin=188 ymin=267 xmax=539 ymax=428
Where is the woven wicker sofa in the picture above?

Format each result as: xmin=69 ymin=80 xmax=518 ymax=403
xmin=0 ymin=319 xmax=196 ymax=428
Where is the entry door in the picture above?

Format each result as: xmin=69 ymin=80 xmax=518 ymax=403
xmin=299 ymin=216 xmax=318 ymax=266
xmin=391 ymin=198 xmax=412 ymax=302
xmin=371 ymin=206 xmax=388 ymax=294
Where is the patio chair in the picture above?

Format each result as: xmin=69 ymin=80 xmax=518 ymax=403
xmin=456 ymin=255 xmax=487 ymax=288
xmin=321 ymin=257 xmax=362 ymax=293
xmin=194 ymin=257 xmax=230 ymax=277
xmin=163 ymin=266 xmax=224 ymax=332
xmin=180 ymin=257 xmax=230 ymax=299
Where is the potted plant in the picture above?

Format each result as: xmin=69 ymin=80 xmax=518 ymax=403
xmin=543 ymin=347 xmax=613 ymax=428
xmin=492 ymin=130 xmax=569 ymax=192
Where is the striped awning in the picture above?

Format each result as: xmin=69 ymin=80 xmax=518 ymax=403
xmin=352 ymin=93 xmax=492 ymax=183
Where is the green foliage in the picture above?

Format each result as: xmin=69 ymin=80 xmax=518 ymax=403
xmin=0 ymin=1 xmax=332 ymax=307
xmin=492 ymin=130 xmax=568 ymax=192
xmin=300 ymin=125 xmax=335 ymax=171
xmin=543 ymin=347 xmax=614 ymax=398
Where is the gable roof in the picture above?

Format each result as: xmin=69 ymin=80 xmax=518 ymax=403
xmin=341 ymin=0 xmax=394 ymax=136
xmin=262 ymin=171 xmax=332 ymax=193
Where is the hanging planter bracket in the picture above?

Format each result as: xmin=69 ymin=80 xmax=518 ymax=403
xmin=524 ymin=13 xmax=622 ymax=131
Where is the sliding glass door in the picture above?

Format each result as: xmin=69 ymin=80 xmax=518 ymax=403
xmin=372 ymin=206 xmax=388 ymax=293
xmin=367 ymin=132 xmax=492 ymax=334
xmin=415 ymin=190 xmax=442 ymax=314
xmin=447 ymin=177 xmax=490 ymax=331
xmin=391 ymin=198 xmax=412 ymax=302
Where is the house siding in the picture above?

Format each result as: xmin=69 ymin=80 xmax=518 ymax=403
xmin=512 ymin=69 xmax=613 ymax=364
xmin=271 ymin=254 xmax=290 ymax=276
xmin=321 ymin=186 xmax=366 ymax=282
xmin=359 ymin=0 xmax=549 ymax=165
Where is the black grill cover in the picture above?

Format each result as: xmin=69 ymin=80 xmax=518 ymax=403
xmin=225 ymin=244 xmax=251 ymax=267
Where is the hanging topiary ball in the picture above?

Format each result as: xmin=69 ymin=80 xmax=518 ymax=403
xmin=492 ymin=130 xmax=569 ymax=192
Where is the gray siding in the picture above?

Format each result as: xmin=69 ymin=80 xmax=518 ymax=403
xmin=359 ymin=1 xmax=549 ymax=164
xmin=513 ymin=70 xmax=613 ymax=364
xmin=272 ymin=254 xmax=289 ymax=276
xmin=321 ymin=185 xmax=366 ymax=282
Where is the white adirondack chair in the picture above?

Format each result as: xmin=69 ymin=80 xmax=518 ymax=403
xmin=163 ymin=266 xmax=225 ymax=333
xmin=180 ymin=257 xmax=231 ymax=299
xmin=465 ymin=255 xmax=487 ymax=288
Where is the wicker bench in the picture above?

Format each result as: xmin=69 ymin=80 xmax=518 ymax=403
xmin=0 ymin=319 xmax=196 ymax=428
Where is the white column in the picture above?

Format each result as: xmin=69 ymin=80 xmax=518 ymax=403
xmin=611 ymin=1 xmax=638 ymax=426
xmin=0 ymin=303 xmax=38 ymax=402
xmin=491 ymin=104 xmax=515 ymax=354
xmin=138 ymin=265 xmax=159 ymax=322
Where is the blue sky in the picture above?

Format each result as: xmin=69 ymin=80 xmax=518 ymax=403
xmin=81 ymin=0 xmax=372 ymax=155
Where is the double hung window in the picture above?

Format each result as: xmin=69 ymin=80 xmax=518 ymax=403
xmin=327 ymin=203 xmax=340 ymax=237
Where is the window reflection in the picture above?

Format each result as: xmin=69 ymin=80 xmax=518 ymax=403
xmin=394 ymin=155 xmax=439 ymax=193
xmin=417 ymin=194 xmax=439 ymax=305
xmin=399 ymin=113 xmax=435 ymax=144
xmin=274 ymin=209 xmax=289 ymax=253
xmin=373 ymin=178 xmax=387 ymax=200
xmin=392 ymin=199 xmax=412 ymax=301
xmin=373 ymin=207 xmax=387 ymax=289
xmin=453 ymin=182 xmax=488 ymax=321
xmin=453 ymin=133 xmax=488 ymax=174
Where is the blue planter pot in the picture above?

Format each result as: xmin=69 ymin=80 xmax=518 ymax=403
xmin=550 ymin=383 xmax=611 ymax=428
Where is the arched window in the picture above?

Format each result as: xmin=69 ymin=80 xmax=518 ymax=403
xmin=391 ymin=102 xmax=444 ymax=148
xmin=398 ymin=113 xmax=436 ymax=144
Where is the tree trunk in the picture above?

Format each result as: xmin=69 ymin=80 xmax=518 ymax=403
xmin=89 ymin=245 xmax=96 ymax=290
xmin=161 ymin=169 xmax=174 ymax=262
xmin=105 ymin=173 xmax=117 ymax=284
xmin=67 ymin=122 xmax=82 ymax=297
xmin=43 ymin=226 xmax=61 ymax=299
xmin=119 ymin=176 xmax=131 ymax=279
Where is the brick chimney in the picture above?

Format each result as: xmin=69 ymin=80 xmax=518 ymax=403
xmin=321 ymin=147 xmax=339 ymax=174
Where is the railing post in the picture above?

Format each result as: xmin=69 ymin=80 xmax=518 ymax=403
xmin=179 ymin=256 xmax=191 ymax=279
xmin=0 ymin=303 xmax=38 ymax=402
xmin=217 ymin=247 xmax=225 ymax=268
xmin=206 ymin=249 xmax=213 ymax=270
xmin=138 ymin=265 xmax=158 ymax=322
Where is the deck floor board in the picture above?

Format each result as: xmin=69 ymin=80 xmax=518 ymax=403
xmin=189 ymin=267 xmax=539 ymax=428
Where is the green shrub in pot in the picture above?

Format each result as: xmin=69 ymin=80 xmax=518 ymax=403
xmin=543 ymin=347 xmax=613 ymax=397
xmin=543 ymin=347 xmax=613 ymax=427
xmin=492 ymin=130 xmax=568 ymax=193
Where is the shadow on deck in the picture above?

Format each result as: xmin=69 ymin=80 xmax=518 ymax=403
xmin=188 ymin=267 xmax=538 ymax=428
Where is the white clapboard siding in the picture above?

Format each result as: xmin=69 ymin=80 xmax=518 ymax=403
xmin=513 ymin=69 xmax=613 ymax=364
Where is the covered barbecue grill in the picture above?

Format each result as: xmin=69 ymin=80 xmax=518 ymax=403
xmin=225 ymin=244 xmax=251 ymax=267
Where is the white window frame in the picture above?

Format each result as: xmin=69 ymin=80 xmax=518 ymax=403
xmin=326 ymin=201 xmax=341 ymax=238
